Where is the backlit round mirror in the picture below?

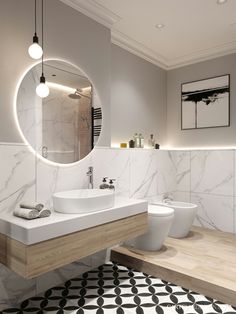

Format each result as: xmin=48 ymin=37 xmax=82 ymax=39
xmin=16 ymin=60 xmax=102 ymax=164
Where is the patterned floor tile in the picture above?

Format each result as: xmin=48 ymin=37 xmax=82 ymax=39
xmin=1 ymin=262 xmax=236 ymax=314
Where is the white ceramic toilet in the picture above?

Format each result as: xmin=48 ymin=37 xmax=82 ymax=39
xmin=133 ymin=204 xmax=174 ymax=251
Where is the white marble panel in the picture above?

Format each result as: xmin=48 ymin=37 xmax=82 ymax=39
xmin=0 ymin=144 xmax=35 ymax=214
xmin=172 ymin=150 xmax=191 ymax=192
xmin=191 ymin=150 xmax=234 ymax=196
xmin=36 ymin=153 xmax=93 ymax=207
xmin=191 ymin=193 xmax=234 ymax=233
xmin=90 ymin=249 xmax=107 ymax=267
xmin=172 ymin=191 xmax=191 ymax=203
xmin=0 ymin=144 xmax=36 ymax=310
xmin=93 ymin=148 xmax=130 ymax=197
xmin=36 ymin=256 xmax=93 ymax=294
xmin=156 ymin=151 xmax=177 ymax=195
xmin=130 ymin=149 xmax=159 ymax=199
xmin=0 ymin=265 xmax=36 ymax=311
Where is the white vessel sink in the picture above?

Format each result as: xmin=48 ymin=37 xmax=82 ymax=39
xmin=53 ymin=189 xmax=115 ymax=214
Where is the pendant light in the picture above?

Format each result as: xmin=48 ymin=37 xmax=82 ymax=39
xmin=28 ymin=0 xmax=43 ymax=59
xmin=36 ymin=0 xmax=49 ymax=98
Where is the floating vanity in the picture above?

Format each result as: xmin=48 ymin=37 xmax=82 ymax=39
xmin=0 ymin=197 xmax=147 ymax=279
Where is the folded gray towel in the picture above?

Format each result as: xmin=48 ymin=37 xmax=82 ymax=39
xmin=14 ymin=207 xmax=39 ymax=220
xmin=20 ymin=202 xmax=44 ymax=211
xmin=38 ymin=209 xmax=51 ymax=218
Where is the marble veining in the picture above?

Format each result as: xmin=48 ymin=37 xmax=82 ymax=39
xmin=0 ymin=145 xmax=36 ymax=214
xmin=156 ymin=151 xmax=176 ymax=195
xmin=173 ymin=151 xmax=191 ymax=192
xmin=130 ymin=150 xmax=158 ymax=199
xmin=190 ymin=150 xmax=234 ymax=196
xmin=93 ymin=148 xmax=130 ymax=197
xmin=191 ymin=193 xmax=234 ymax=232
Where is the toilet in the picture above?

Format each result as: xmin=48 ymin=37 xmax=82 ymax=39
xmin=133 ymin=204 xmax=174 ymax=251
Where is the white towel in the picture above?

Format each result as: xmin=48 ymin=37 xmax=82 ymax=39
xmin=14 ymin=207 xmax=39 ymax=220
xmin=20 ymin=202 xmax=44 ymax=211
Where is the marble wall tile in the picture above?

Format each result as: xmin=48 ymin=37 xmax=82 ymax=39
xmin=172 ymin=191 xmax=191 ymax=202
xmin=156 ymin=151 xmax=177 ymax=195
xmin=93 ymin=148 xmax=130 ymax=197
xmin=0 ymin=144 xmax=37 ymax=310
xmin=130 ymin=149 xmax=158 ymax=199
xmin=191 ymin=150 xmax=234 ymax=196
xmin=36 ymin=153 xmax=93 ymax=207
xmin=0 ymin=265 xmax=36 ymax=311
xmin=172 ymin=151 xmax=191 ymax=192
xmin=36 ymin=256 xmax=93 ymax=295
xmin=0 ymin=144 xmax=36 ymax=214
xmin=191 ymin=193 xmax=234 ymax=233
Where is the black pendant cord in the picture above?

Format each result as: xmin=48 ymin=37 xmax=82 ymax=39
xmin=34 ymin=0 xmax=37 ymax=36
xmin=41 ymin=0 xmax=44 ymax=76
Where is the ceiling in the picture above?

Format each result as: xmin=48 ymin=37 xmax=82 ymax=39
xmin=60 ymin=0 xmax=236 ymax=69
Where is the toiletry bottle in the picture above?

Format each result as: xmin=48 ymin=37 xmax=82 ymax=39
xmin=129 ymin=139 xmax=135 ymax=148
xmin=148 ymin=134 xmax=155 ymax=148
xmin=108 ymin=179 xmax=116 ymax=191
xmin=139 ymin=133 xmax=144 ymax=148
xmin=99 ymin=177 xmax=109 ymax=189
xmin=134 ymin=133 xmax=139 ymax=148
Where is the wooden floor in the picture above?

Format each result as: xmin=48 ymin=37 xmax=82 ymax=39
xmin=111 ymin=226 xmax=236 ymax=307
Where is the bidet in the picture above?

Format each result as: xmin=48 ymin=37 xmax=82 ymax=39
xmin=153 ymin=200 xmax=198 ymax=238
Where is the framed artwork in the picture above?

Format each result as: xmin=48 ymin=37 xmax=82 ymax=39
xmin=181 ymin=74 xmax=230 ymax=130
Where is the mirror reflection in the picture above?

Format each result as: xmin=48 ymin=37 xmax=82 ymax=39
xmin=17 ymin=60 xmax=102 ymax=164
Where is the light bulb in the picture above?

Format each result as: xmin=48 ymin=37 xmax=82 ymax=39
xmin=28 ymin=34 xmax=43 ymax=60
xmin=28 ymin=43 xmax=43 ymax=59
xmin=36 ymin=75 xmax=49 ymax=98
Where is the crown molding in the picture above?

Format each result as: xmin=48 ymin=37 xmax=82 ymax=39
xmin=112 ymin=30 xmax=236 ymax=70
xmin=60 ymin=0 xmax=121 ymax=28
xmin=60 ymin=0 xmax=236 ymax=70
xmin=167 ymin=40 xmax=236 ymax=70
xmin=111 ymin=30 xmax=168 ymax=70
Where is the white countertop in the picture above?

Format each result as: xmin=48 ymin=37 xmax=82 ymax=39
xmin=0 ymin=197 xmax=147 ymax=245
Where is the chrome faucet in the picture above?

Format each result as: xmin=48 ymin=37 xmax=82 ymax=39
xmin=86 ymin=166 xmax=94 ymax=189
xmin=163 ymin=193 xmax=173 ymax=204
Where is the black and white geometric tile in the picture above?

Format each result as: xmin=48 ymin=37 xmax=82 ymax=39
xmin=1 ymin=262 xmax=235 ymax=314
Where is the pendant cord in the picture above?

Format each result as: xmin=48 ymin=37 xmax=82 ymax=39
xmin=41 ymin=0 xmax=44 ymax=75
xmin=34 ymin=0 xmax=37 ymax=35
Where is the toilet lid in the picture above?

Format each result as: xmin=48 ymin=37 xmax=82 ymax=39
xmin=148 ymin=204 xmax=174 ymax=217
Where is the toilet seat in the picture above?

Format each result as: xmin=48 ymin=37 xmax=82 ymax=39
xmin=148 ymin=204 xmax=174 ymax=217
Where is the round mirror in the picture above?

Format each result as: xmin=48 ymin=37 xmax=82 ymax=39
xmin=16 ymin=60 xmax=102 ymax=164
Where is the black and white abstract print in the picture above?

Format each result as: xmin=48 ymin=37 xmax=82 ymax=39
xmin=181 ymin=74 xmax=230 ymax=130
xmin=1 ymin=262 xmax=236 ymax=314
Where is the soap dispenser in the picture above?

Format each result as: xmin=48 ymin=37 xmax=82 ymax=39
xmin=108 ymin=179 xmax=116 ymax=191
xmin=99 ymin=177 xmax=109 ymax=189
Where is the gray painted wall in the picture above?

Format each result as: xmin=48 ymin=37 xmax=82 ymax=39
xmin=0 ymin=0 xmax=111 ymax=146
xmin=111 ymin=44 xmax=167 ymax=146
xmin=167 ymin=53 xmax=236 ymax=148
